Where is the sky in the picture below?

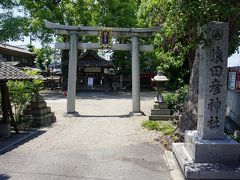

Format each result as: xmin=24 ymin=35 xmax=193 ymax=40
xmin=228 ymin=46 xmax=240 ymax=67
xmin=9 ymin=37 xmax=43 ymax=49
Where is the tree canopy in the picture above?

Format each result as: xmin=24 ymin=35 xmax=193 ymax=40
xmin=1 ymin=0 xmax=240 ymax=79
xmin=138 ymin=0 xmax=240 ymax=89
xmin=0 ymin=1 xmax=29 ymax=42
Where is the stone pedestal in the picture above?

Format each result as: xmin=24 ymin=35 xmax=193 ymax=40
xmin=25 ymin=95 xmax=56 ymax=127
xmin=173 ymin=22 xmax=240 ymax=179
xmin=184 ymin=130 xmax=240 ymax=163
xmin=149 ymin=102 xmax=172 ymax=121
xmin=173 ymin=142 xmax=240 ymax=180
xmin=173 ymin=130 xmax=240 ymax=179
xmin=0 ymin=123 xmax=11 ymax=138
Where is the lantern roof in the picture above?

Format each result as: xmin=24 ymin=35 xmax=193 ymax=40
xmin=152 ymin=71 xmax=168 ymax=82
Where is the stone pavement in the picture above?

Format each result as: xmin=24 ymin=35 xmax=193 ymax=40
xmin=0 ymin=91 xmax=171 ymax=180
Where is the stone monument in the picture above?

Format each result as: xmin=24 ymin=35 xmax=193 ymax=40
xmin=149 ymin=71 xmax=172 ymax=121
xmin=172 ymin=22 xmax=240 ymax=179
xmin=24 ymin=93 xmax=56 ymax=127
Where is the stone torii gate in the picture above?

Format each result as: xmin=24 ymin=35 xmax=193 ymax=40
xmin=45 ymin=20 xmax=160 ymax=115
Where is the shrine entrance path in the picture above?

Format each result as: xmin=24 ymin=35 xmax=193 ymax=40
xmin=0 ymin=91 xmax=171 ymax=180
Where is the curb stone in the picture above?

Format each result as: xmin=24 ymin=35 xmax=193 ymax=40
xmin=164 ymin=150 xmax=185 ymax=180
xmin=0 ymin=130 xmax=39 ymax=154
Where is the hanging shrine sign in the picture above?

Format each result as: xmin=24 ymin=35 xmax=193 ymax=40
xmin=99 ymin=28 xmax=112 ymax=48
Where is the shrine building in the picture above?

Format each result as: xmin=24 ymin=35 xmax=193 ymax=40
xmin=62 ymin=50 xmax=114 ymax=91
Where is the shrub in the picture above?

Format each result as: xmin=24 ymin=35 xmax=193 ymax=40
xmin=7 ymin=70 xmax=43 ymax=130
xmin=163 ymin=85 xmax=188 ymax=111
xmin=162 ymin=92 xmax=178 ymax=110
xmin=8 ymin=80 xmax=32 ymax=128
xmin=176 ymin=85 xmax=188 ymax=103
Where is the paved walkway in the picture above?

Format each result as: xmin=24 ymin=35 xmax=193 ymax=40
xmin=0 ymin=92 xmax=171 ymax=180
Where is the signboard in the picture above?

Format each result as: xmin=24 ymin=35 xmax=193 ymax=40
xmin=228 ymin=72 xmax=236 ymax=90
xmin=99 ymin=28 xmax=112 ymax=48
xmin=88 ymin=77 xmax=93 ymax=86
xmin=236 ymin=68 xmax=240 ymax=91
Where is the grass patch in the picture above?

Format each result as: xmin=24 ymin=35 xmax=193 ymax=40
xmin=142 ymin=121 xmax=160 ymax=131
xmin=142 ymin=120 xmax=184 ymax=150
xmin=142 ymin=120 xmax=175 ymax=135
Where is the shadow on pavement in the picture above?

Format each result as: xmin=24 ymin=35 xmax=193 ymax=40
xmin=78 ymin=114 xmax=131 ymax=118
xmin=0 ymin=174 xmax=10 ymax=180
xmin=0 ymin=130 xmax=46 ymax=155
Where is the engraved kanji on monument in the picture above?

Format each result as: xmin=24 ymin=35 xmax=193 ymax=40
xmin=197 ymin=22 xmax=228 ymax=140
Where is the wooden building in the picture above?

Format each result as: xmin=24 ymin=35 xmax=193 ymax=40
xmin=0 ymin=44 xmax=34 ymax=67
xmin=62 ymin=50 xmax=114 ymax=91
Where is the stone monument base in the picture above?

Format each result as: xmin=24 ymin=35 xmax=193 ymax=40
xmin=149 ymin=102 xmax=172 ymax=121
xmin=0 ymin=123 xmax=11 ymax=138
xmin=173 ymin=131 xmax=240 ymax=179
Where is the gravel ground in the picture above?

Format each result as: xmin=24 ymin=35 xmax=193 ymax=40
xmin=0 ymin=91 xmax=171 ymax=180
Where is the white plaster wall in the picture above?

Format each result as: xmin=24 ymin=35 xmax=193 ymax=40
xmin=226 ymin=89 xmax=240 ymax=127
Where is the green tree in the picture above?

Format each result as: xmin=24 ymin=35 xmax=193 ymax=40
xmin=97 ymin=0 xmax=138 ymax=27
xmin=138 ymin=0 xmax=240 ymax=131
xmin=34 ymin=46 xmax=54 ymax=70
xmin=0 ymin=1 xmax=30 ymax=42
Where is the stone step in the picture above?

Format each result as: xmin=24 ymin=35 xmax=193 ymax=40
xmin=31 ymin=116 xmax=56 ymax=127
xmin=40 ymin=116 xmax=56 ymax=126
xmin=27 ymin=107 xmax=51 ymax=115
xmin=149 ymin=115 xmax=172 ymax=121
xmin=151 ymin=109 xmax=171 ymax=115
xmin=153 ymin=103 xmax=168 ymax=109
xmin=29 ymin=112 xmax=55 ymax=121
xmin=30 ymin=101 xmax=47 ymax=109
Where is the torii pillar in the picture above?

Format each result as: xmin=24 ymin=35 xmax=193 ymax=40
xmin=130 ymin=35 xmax=141 ymax=115
xmin=67 ymin=32 xmax=78 ymax=114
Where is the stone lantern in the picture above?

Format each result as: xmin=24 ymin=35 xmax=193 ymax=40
xmin=151 ymin=71 xmax=168 ymax=103
xmin=149 ymin=71 xmax=171 ymax=121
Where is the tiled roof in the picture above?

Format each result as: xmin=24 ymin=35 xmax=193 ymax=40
xmin=0 ymin=61 xmax=31 ymax=81
xmin=78 ymin=50 xmax=113 ymax=67
xmin=0 ymin=44 xmax=34 ymax=55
